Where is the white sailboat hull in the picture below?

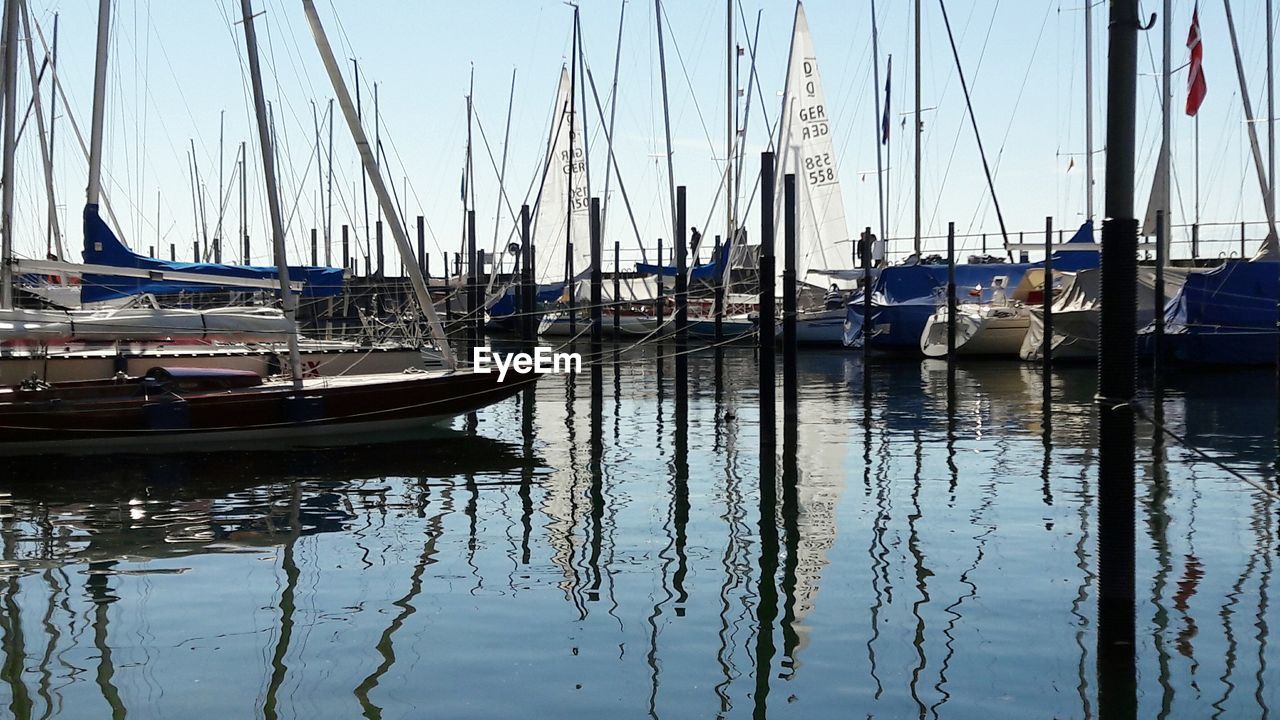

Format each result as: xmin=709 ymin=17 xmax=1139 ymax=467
xmin=921 ymin=304 xmax=1031 ymax=358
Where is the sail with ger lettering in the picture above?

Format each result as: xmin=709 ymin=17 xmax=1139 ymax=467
xmin=531 ymin=65 xmax=592 ymax=289
xmin=775 ymin=1 xmax=851 ymax=289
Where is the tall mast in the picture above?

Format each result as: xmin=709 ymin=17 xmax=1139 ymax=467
xmin=47 ymin=11 xmax=60 ymax=258
xmin=20 ymin=1 xmax=60 ymax=269
xmin=326 ymin=98 xmax=334 ymax=266
xmin=0 ymin=0 xmax=19 ymax=307
xmin=374 ymin=82 xmax=381 ymax=232
xmin=238 ymin=0 xmax=304 ymax=387
xmin=1159 ymin=0 xmax=1172 ymax=255
xmin=913 ymin=0 xmax=922 ymax=256
xmin=216 ymin=109 xmax=225 ymax=262
xmin=725 ymin=0 xmax=734 ymax=246
xmin=575 ymin=9 xmax=592 ymax=223
xmin=239 ymin=141 xmax=247 ymax=263
xmin=85 ymin=0 xmax=109 ymax=208
xmin=601 ymin=1 xmax=625 ymax=243
xmin=655 ymin=0 xmax=678 ymax=244
xmin=566 ymin=11 xmax=578 ymax=283
xmin=1085 ymin=0 xmax=1095 ymax=220
xmin=871 ymin=0 xmax=886 ymax=245
xmin=301 ymin=0 xmax=456 ymax=368
xmin=1223 ymin=0 xmax=1278 ymax=241
xmin=354 ymin=58 xmax=369 ymax=260
xmin=1269 ymin=0 xmax=1276 ymax=224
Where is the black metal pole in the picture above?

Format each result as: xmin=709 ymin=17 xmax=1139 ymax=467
xmin=1043 ymin=215 xmax=1054 ymax=411
xmin=521 ymin=204 xmax=534 ymax=345
xmin=417 ymin=215 xmax=426 ymax=275
xmin=613 ymin=238 xmax=621 ymax=336
xmin=376 ymin=220 xmax=385 ymax=277
xmin=655 ymin=239 xmax=665 ymax=333
xmin=862 ymin=228 xmax=873 ymax=359
xmin=1153 ymin=209 xmax=1165 ymax=381
xmin=1097 ymin=0 xmax=1139 ymax=717
xmin=782 ymin=174 xmax=798 ymax=422
xmin=676 ymin=187 xmax=689 ymax=348
xmin=311 ymin=228 xmax=318 ymax=266
xmin=676 ymin=187 xmax=688 ymax=418
xmin=467 ymin=210 xmax=480 ymax=342
xmin=567 ymin=241 xmax=576 ymax=338
xmin=340 ymin=224 xmax=349 ymax=272
xmin=713 ymin=234 xmax=724 ymax=342
xmin=590 ymin=197 xmax=603 ymax=349
xmin=946 ymin=222 xmax=957 ymax=381
xmin=759 ymin=152 xmax=777 ymax=451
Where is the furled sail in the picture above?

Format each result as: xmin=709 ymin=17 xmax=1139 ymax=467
xmin=531 ymin=66 xmax=591 ymax=290
xmin=80 ymin=204 xmax=344 ymax=303
xmin=775 ymin=2 xmax=851 ymax=290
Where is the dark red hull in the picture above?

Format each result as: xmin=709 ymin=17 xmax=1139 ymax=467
xmin=0 ymin=367 xmax=535 ymax=451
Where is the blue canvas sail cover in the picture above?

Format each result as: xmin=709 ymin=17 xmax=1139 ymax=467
xmin=635 ymin=239 xmax=731 ymax=280
xmin=1149 ymin=259 xmax=1279 ymax=364
xmin=80 ymin=204 xmax=345 ymax=303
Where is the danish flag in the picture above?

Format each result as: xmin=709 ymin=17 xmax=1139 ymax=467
xmin=1186 ymin=6 xmax=1207 ymax=116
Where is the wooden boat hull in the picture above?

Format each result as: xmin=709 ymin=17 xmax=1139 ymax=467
xmin=0 ymin=344 xmax=429 ymax=383
xmin=0 ymin=368 xmax=533 ymax=454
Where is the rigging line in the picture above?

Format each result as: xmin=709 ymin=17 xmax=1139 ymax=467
xmin=657 ymin=1 xmax=723 ymax=172
xmin=963 ymin=0 xmax=1052 ymax=235
xmin=472 ymin=109 xmax=522 ymax=252
xmin=932 ymin=0 xmax=1009 ymax=251
xmin=583 ymin=63 xmax=649 ymax=261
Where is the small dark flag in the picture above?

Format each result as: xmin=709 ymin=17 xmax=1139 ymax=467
xmin=881 ymin=55 xmax=893 ymax=145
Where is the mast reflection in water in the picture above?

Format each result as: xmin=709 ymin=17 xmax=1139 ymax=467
xmin=0 ymin=348 xmax=1276 ymax=718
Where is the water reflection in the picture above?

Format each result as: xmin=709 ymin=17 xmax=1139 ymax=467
xmin=0 ymin=350 xmax=1276 ymax=718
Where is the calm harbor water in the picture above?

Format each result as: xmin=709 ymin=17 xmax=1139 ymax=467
xmin=0 ymin=346 xmax=1277 ymax=718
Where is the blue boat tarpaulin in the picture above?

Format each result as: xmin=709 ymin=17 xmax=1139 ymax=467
xmin=635 ymin=239 xmax=731 ymax=280
xmin=80 ymin=204 xmax=345 ymax=303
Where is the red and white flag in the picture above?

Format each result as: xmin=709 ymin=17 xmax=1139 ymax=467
xmin=1186 ymin=6 xmax=1207 ymax=116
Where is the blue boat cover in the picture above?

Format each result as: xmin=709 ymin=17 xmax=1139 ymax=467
xmin=1148 ymin=259 xmax=1280 ymax=364
xmin=80 ymin=204 xmax=345 ymax=303
xmin=635 ymin=239 xmax=731 ymax=279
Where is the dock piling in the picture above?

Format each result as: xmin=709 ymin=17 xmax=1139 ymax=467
xmin=1043 ymin=216 xmax=1054 ymax=411
xmin=759 ymin=151 xmax=777 ymax=451
xmin=946 ymin=222 xmax=957 ymax=389
xmin=782 ymin=174 xmax=798 ymax=421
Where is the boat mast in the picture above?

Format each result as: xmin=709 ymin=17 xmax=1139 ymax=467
xmin=1158 ymin=0 xmax=1171 ymax=257
xmin=19 ymin=1 xmax=60 ymax=272
xmin=1223 ymin=0 xmax=1279 ymax=242
xmin=725 ymin=0 xmax=734 ymax=248
xmin=46 ymin=11 xmax=60 ymax=259
xmin=1269 ymin=0 xmax=1276 ymax=225
xmin=871 ymin=0 xmax=886 ymax=246
xmin=1085 ymin=0 xmax=1095 ymax=220
xmin=326 ymin=98 xmax=334 ymax=266
xmin=239 ymin=141 xmax=247 ymax=263
xmin=0 ymin=0 xmax=17 ymax=308
xmin=85 ymin=0 xmax=109 ymax=209
xmin=301 ymin=0 xmax=456 ymax=368
xmin=238 ymin=0 xmax=304 ymax=388
xmin=600 ymin=1 xmax=625 ymax=241
xmin=655 ymin=0 xmax=678 ymax=246
xmin=913 ymin=0 xmax=921 ymax=256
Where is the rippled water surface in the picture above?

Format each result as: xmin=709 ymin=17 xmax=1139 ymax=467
xmin=0 ymin=347 xmax=1277 ymax=718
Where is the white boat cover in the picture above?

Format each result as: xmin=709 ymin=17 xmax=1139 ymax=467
xmin=1020 ymin=267 xmax=1193 ymax=360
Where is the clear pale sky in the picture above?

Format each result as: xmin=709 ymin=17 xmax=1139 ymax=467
xmin=10 ymin=0 xmax=1276 ymax=270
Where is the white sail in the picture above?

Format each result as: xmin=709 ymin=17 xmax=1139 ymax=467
xmin=532 ymin=66 xmax=591 ymax=289
xmin=775 ymin=2 xmax=851 ymax=290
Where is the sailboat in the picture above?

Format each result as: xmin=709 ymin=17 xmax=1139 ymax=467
xmin=767 ymin=1 xmax=859 ymax=345
xmin=0 ymin=0 xmax=531 ymax=453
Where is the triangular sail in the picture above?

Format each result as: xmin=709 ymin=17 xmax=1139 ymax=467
xmin=532 ymin=66 xmax=591 ymax=289
xmin=775 ymin=2 xmax=850 ymax=290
